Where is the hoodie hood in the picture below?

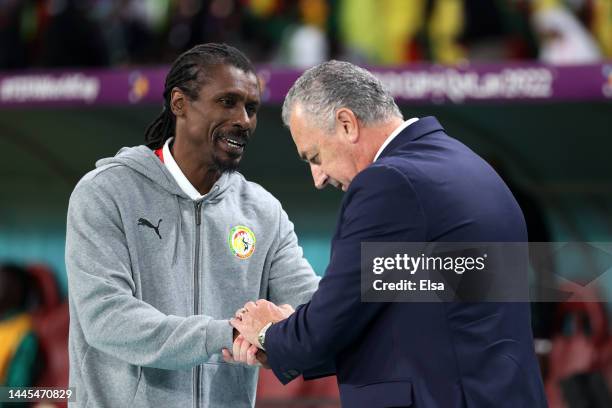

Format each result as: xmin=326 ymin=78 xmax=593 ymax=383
xmin=96 ymin=145 xmax=234 ymax=203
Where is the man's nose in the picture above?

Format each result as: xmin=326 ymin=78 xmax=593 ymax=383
xmin=310 ymin=164 xmax=328 ymax=190
xmin=233 ymin=105 xmax=252 ymax=129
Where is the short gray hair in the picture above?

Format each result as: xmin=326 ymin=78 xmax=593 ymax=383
xmin=282 ymin=60 xmax=403 ymax=132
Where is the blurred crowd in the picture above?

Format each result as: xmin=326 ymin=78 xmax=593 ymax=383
xmin=0 ymin=263 xmax=68 ymax=407
xmin=0 ymin=0 xmax=611 ymax=71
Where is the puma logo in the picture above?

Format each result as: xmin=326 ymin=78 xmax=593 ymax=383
xmin=138 ymin=218 xmax=162 ymax=239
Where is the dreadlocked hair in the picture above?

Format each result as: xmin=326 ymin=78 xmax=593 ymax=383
xmin=144 ymin=43 xmax=256 ymax=149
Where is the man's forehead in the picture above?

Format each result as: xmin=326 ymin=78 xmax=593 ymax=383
xmin=226 ymin=65 xmax=259 ymax=85
xmin=289 ymin=107 xmax=319 ymax=159
xmin=204 ymin=64 xmax=260 ymax=96
xmin=288 ymin=103 xmax=311 ymax=129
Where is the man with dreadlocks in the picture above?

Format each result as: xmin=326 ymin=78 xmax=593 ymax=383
xmin=65 ymin=44 xmax=320 ymax=407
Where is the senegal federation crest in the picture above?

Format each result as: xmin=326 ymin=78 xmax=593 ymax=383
xmin=228 ymin=226 xmax=256 ymax=259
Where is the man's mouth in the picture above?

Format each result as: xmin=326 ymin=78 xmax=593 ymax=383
xmin=328 ymin=179 xmax=342 ymax=190
xmin=215 ymin=131 xmax=249 ymax=156
xmin=222 ymin=137 xmax=246 ymax=150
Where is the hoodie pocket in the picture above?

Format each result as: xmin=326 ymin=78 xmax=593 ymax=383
xmin=200 ymin=361 xmax=255 ymax=407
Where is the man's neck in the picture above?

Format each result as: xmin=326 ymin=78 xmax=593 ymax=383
xmin=170 ymin=138 xmax=221 ymax=195
xmin=358 ymin=117 xmax=406 ymax=168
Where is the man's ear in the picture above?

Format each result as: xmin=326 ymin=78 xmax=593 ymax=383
xmin=170 ymin=87 xmax=186 ymax=117
xmin=336 ymin=108 xmax=359 ymax=143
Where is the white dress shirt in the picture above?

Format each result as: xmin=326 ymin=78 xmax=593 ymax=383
xmin=162 ymin=137 xmax=204 ymax=200
xmin=373 ymin=117 xmax=419 ymax=162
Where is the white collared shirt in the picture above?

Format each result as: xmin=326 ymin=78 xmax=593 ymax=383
xmin=162 ymin=137 xmax=204 ymax=200
xmin=373 ymin=117 xmax=419 ymax=162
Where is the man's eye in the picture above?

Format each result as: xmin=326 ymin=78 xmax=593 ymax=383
xmin=309 ymin=155 xmax=319 ymax=164
xmin=220 ymin=98 xmax=235 ymax=106
xmin=246 ymin=104 xmax=258 ymax=115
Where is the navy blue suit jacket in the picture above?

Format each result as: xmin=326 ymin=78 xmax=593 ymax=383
xmin=265 ymin=117 xmax=547 ymax=407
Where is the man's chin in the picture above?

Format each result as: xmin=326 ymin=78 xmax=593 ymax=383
xmin=212 ymin=156 xmax=241 ymax=173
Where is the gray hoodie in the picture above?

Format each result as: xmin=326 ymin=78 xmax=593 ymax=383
xmin=65 ymin=145 xmax=320 ymax=407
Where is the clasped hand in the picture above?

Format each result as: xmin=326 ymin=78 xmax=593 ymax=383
xmin=222 ymin=299 xmax=294 ymax=367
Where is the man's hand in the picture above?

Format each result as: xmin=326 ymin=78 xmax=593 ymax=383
xmin=222 ymin=335 xmax=270 ymax=368
xmin=221 ymin=334 xmax=261 ymax=365
xmin=230 ymin=300 xmax=294 ymax=347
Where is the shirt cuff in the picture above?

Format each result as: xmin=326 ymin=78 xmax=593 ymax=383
xmin=205 ymin=319 xmax=233 ymax=355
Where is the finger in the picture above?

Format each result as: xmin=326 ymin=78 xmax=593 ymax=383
xmin=231 ymin=318 xmax=254 ymax=345
xmin=230 ymin=317 xmax=243 ymax=331
xmin=246 ymin=344 xmax=261 ymax=366
xmin=244 ymin=301 xmax=257 ymax=312
xmin=222 ymin=348 xmax=234 ymax=363
xmin=232 ymin=335 xmax=244 ymax=362
xmin=242 ymin=313 xmax=253 ymax=326
xmin=239 ymin=337 xmax=251 ymax=363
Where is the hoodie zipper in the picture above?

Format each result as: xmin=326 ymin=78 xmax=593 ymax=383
xmin=193 ymin=200 xmax=202 ymax=408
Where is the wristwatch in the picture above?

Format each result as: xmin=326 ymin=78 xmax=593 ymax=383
xmin=258 ymin=322 xmax=273 ymax=350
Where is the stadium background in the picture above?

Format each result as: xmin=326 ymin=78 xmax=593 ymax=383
xmin=1 ymin=0 xmax=612 ymax=407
